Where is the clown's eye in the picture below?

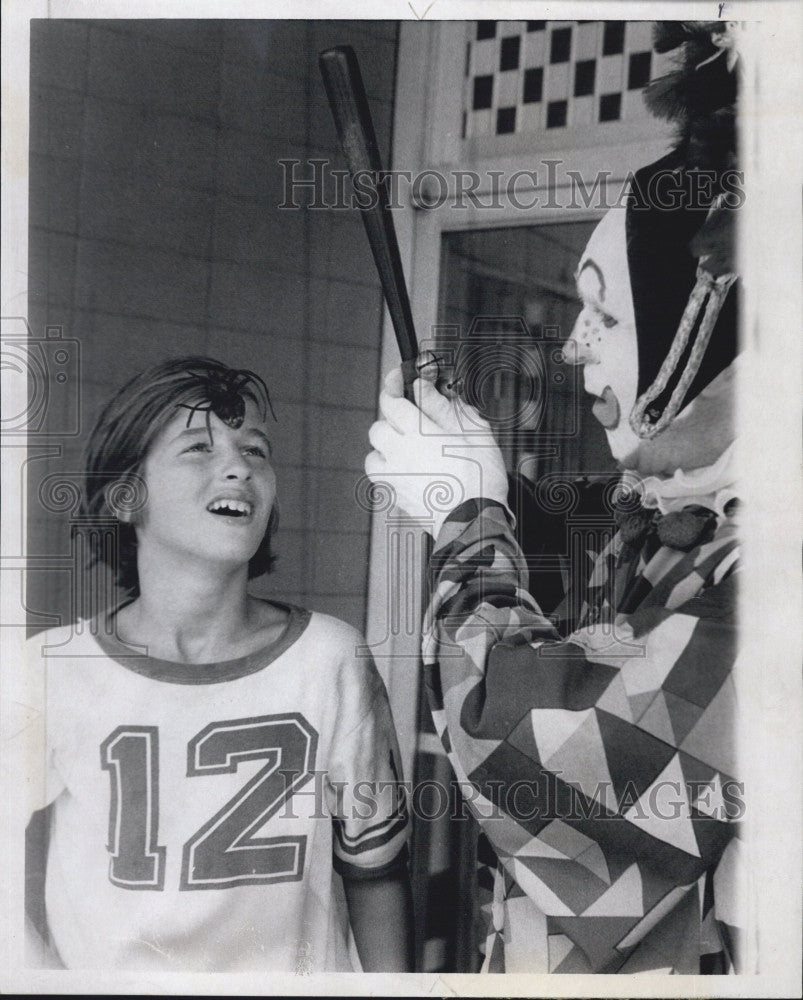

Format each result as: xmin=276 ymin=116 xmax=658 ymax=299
xmin=589 ymin=305 xmax=617 ymax=329
xmin=243 ymin=445 xmax=268 ymax=458
xmin=184 ymin=441 xmax=211 ymax=453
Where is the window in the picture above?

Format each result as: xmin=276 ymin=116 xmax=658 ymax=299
xmin=603 ymin=21 xmax=625 ymax=56
xmin=438 ymin=221 xmax=614 ymax=483
xmin=523 ymin=67 xmax=543 ymax=103
xmin=550 ymin=27 xmax=572 ymax=64
xmin=547 ymin=100 xmax=567 ymax=128
xmin=574 ymin=59 xmax=596 ymax=97
xmin=472 ymin=75 xmax=493 ymax=110
xmin=477 ymin=21 xmax=496 ymax=41
xmin=599 ymin=92 xmax=621 ymax=121
xmin=527 ymin=21 xmax=546 ymax=31
xmin=628 ymin=51 xmax=652 ymax=89
xmin=500 ymin=35 xmax=521 ymax=72
xmin=496 ymin=106 xmax=516 ymax=134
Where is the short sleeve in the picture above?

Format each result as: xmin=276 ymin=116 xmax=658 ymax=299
xmin=325 ymin=646 xmax=410 ymax=882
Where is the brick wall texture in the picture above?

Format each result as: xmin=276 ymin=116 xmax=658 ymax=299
xmin=27 ymin=19 xmax=398 ymax=633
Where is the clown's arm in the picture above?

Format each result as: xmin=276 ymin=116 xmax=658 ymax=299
xmin=366 ymin=373 xmax=741 ymax=961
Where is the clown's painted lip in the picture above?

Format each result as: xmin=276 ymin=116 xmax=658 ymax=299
xmin=591 ymin=386 xmax=620 ymax=429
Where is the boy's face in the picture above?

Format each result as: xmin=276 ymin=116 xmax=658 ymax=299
xmin=134 ymin=398 xmax=276 ymax=574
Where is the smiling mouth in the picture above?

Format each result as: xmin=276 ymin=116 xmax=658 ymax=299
xmin=206 ymin=498 xmax=253 ymax=518
xmin=591 ymin=386 xmax=621 ymax=429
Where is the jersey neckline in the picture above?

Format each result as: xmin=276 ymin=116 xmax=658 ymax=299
xmin=90 ymin=600 xmax=312 ymax=684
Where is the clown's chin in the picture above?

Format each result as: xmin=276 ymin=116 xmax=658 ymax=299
xmin=591 ymin=386 xmax=620 ymax=429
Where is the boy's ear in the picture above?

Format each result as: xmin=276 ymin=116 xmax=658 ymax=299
xmin=103 ymin=475 xmax=147 ymax=523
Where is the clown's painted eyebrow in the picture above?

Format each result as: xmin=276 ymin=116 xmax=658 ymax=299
xmin=577 ymin=259 xmax=607 ymax=301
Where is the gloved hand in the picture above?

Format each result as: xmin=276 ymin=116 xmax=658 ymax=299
xmin=365 ymin=366 xmax=510 ymax=536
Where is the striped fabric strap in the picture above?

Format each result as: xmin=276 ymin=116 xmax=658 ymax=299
xmin=629 ymin=267 xmax=737 ymax=440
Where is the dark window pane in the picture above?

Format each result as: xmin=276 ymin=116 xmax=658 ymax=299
xmin=500 ymin=35 xmax=521 ymax=71
xmin=628 ymin=51 xmax=652 ymax=89
xmin=574 ymin=59 xmax=596 ymax=97
xmin=472 ymin=75 xmax=493 ymax=110
xmin=477 ymin=21 xmax=496 ymax=41
xmin=602 ymin=21 xmax=625 ymax=55
xmin=527 ymin=21 xmax=546 ymax=31
xmin=523 ymin=66 xmax=543 ymax=103
xmin=496 ymin=106 xmax=516 ymax=134
xmin=550 ymin=26 xmax=572 ymax=63
xmin=547 ymin=100 xmax=567 ymax=128
xmin=599 ymin=92 xmax=622 ymax=121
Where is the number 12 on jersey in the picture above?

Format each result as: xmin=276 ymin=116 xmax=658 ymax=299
xmin=100 ymin=714 xmax=318 ymax=891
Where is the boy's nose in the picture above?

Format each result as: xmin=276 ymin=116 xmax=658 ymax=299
xmin=220 ymin=447 xmax=251 ymax=479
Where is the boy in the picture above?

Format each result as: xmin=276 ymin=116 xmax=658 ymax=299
xmin=22 ymin=357 xmax=412 ymax=972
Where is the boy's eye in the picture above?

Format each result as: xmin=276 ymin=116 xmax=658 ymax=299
xmin=184 ymin=441 xmax=211 ymax=453
xmin=243 ymin=445 xmax=268 ymax=458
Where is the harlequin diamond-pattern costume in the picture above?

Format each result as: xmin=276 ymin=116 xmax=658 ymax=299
xmin=422 ymin=495 xmax=742 ymax=973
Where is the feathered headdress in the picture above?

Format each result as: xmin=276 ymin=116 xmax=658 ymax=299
xmin=644 ymin=21 xmax=740 ymax=172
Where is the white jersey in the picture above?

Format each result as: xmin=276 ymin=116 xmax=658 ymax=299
xmin=24 ymin=604 xmax=409 ymax=972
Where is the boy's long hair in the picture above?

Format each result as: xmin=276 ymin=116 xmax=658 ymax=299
xmin=81 ymin=356 xmax=278 ymax=597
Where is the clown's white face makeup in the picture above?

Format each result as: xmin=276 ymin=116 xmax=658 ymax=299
xmin=566 ymin=252 xmax=642 ymax=465
xmin=566 ymin=206 xmax=736 ymax=476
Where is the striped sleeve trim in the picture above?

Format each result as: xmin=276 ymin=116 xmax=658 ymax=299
xmin=334 ymin=844 xmax=409 ymax=882
xmin=333 ymin=810 xmax=409 ymax=857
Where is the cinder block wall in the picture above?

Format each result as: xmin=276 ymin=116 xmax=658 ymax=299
xmin=27 ymin=19 xmax=398 ymax=634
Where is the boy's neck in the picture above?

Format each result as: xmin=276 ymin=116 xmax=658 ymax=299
xmin=116 ymin=551 xmax=260 ymax=663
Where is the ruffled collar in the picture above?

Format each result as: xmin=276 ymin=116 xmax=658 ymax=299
xmin=622 ymin=439 xmax=739 ymax=516
xmin=614 ymin=442 xmax=740 ymax=550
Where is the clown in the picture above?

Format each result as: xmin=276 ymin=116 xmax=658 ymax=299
xmin=366 ymin=22 xmax=743 ymax=974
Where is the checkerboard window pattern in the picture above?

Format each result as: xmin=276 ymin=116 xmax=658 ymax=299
xmin=463 ymin=20 xmax=665 ymax=140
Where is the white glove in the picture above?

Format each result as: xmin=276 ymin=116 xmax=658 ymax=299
xmin=365 ymin=367 xmax=509 ymax=535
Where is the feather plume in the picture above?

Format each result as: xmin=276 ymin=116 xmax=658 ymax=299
xmin=644 ymin=21 xmax=738 ymax=171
